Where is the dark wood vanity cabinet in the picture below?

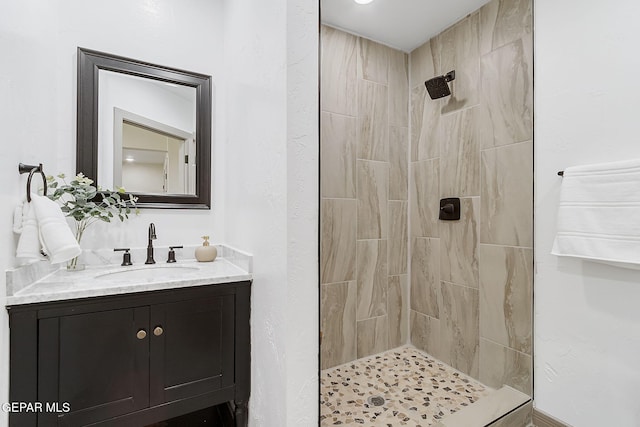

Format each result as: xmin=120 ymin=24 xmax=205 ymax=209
xmin=8 ymin=281 xmax=250 ymax=427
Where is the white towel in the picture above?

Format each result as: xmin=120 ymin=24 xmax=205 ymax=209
xmin=13 ymin=197 xmax=26 ymax=234
xmin=30 ymin=194 xmax=82 ymax=264
xmin=552 ymin=159 xmax=640 ymax=268
xmin=14 ymin=196 xmax=44 ymax=262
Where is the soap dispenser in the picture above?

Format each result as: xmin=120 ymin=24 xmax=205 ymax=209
xmin=195 ymin=235 xmax=217 ymax=262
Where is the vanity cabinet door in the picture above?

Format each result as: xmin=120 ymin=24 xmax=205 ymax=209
xmin=38 ymin=307 xmax=150 ymax=426
xmin=149 ymin=294 xmax=235 ymax=406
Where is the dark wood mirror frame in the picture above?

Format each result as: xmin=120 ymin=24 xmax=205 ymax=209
xmin=77 ymin=47 xmax=212 ymax=209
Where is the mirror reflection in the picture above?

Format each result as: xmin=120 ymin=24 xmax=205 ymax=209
xmin=98 ymin=70 xmax=197 ymax=195
xmin=77 ymin=47 xmax=212 ymax=208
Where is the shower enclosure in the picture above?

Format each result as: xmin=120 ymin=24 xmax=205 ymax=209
xmin=320 ymin=0 xmax=533 ymax=425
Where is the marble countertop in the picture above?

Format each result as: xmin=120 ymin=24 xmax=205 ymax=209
xmin=6 ymin=246 xmax=253 ymax=306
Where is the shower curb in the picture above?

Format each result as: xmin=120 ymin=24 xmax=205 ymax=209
xmin=433 ymin=386 xmax=530 ymax=427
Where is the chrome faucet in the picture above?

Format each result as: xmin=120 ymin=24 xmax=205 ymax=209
xmin=145 ymin=223 xmax=157 ymax=264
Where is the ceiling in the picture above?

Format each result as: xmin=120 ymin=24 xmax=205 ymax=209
xmin=321 ymin=0 xmax=492 ymax=52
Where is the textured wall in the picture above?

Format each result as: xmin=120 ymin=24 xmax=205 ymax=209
xmin=284 ymin=0 xmax=320 ymax=424
xmin=408 ymin=0 xmax=533 ymax=395
xmin=535 ymin=0 xmax=640 ymax=425
xmin=223 ymin=0 xmax=319 ymax=425
xmin=320 ymin=26 xmax=409 ymax=369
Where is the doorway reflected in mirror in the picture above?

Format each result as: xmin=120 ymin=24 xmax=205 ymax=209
xmin=114 ymin=111 xmax=196 ymax=195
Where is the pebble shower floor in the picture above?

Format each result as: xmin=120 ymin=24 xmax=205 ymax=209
xmin=320 ymin=346 xmax=491 ymax=426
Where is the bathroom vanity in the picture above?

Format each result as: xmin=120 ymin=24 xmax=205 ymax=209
xmin=5 ymin=253 xmax=251 ymax=427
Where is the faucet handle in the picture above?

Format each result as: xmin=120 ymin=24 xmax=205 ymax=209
xmin=167 ymin=245 xmax=183 ymax=263
xmin=114 ymin=248 xmax=133 ymax=266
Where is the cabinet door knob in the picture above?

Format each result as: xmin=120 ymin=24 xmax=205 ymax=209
xmin=136 ymin=329 xmax=147 ymax=340
xmin=153 ymin=326 xmax=164 ymax=336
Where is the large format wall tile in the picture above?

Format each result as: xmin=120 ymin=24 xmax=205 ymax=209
xmin=321 ymin=26 xmax=357 ymax=116
xmin=321 ymin=0 xmax=534 ymax=373
xmin=357 ymin=160 xmax=389 ymax=239
xmin=388 ymin=201 xmax=408 ymax=275
xmin=388 ymin=275 xmax=408 ymax=348
xmin=409 ymin=38 xmax=440 ymax=90
xmin=411 ymin=85 xmax=441 ymax=161
xmin=404 ymin=0 xmax=533 ymax=387
xmin=480 ymin=338 xmax=532 ymax=395
xmin=389 ymin=126 xmax=408 ymax=201
xmin=358 ymin=80 xmax=389 ymax=161
xmin=357 ymin=315 xmax=389 ymax=358
xmin=389 ymin=50 xmax=409 ymax=127
xmin=321 ymin=112 xmax=356 ymax=198
xmin=320 ymin=26 xmax=411 ymax=368
xmin=440 ymin=107 xmax=480 ymax=197
xmin=410 ymin=237 xmax=440 ymax=318
xmin=357 ymin=239 xmax=388 ymax=320
xmin=411 ymin=310 xmax=441 ymax=360
xmin=440 ymin=198 xmax=479 ymax=288
xmin=321 ymin=282 xmax=357 ymax=369
xmin=480 ymin=245 xmax=532 ymax=354
xmin=480 ymin=0 xmax=532 ymax=55
xmin=410 ymin=159 xmax=440 ymax=237
xmin=479 ymin=38 xmax=532 ymax=148
xmin=440 ymin=282 xmax=479 ymax=377
xmin=480 ymin=141 xmax=532 ymax=247
xmin=358 ymin=37 xmax=389 ymax=84
xmin=439 ymin=13 xmax=480 ymax=113
xmin=321 ymin=199 xmax=357 ymax=284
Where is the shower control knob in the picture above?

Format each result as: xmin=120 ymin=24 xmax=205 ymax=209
xmin=439 ymin=197 xmax=461 ymax=221
xmin=440 ymin=204 xmax=454 ymax=214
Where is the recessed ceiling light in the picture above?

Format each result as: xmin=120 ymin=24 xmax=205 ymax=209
xmin=354 ymin=0 xmax=374 ymax=4
xmin=125 ymin=157 xmax=135 ymax=162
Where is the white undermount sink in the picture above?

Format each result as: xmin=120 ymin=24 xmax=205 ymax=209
xmin=95 ymin=265 xmax=200 ymax=281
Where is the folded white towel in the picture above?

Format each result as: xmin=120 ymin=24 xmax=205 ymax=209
xmin=13 ymin=197 xmax=26 ymax=234
xmin=14 ymin=196 xmax=44 ymax=262
xmin=552 ymin=159 xmax=640 ymax=268
xmin=30 ymin=194 xmax=81 ymax=264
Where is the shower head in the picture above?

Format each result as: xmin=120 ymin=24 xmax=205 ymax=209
xmin=424 ymin=70 xmax=455 ymax=100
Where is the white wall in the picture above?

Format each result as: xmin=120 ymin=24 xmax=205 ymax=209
xmin=0 ymin=0 xmax=226 ymax=250
xmin=0 ymin=1 xmax=226 ymax=425
xmin=284 ymin=1 xmax=319 ymax=423
xmin=535 ymin=1 xmax=640 ymax=426
xmin=221 ymin=0 xmax=319 ymax=425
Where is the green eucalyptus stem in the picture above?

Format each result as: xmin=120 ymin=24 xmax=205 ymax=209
xmin=68 ymin=256 xmax=79 ymax=270
xmin=47 ymin=173 xmax=138 ymax=271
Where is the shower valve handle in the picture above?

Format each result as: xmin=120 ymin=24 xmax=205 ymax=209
xmin=440 ymin=204 xmax=455 ymax=214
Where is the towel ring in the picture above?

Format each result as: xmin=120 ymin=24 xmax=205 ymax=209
xmin=18 ymin=163 xmax=47 ymax=203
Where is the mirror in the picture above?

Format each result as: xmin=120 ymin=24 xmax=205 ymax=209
xmin=77 ymin=47 xmax=211 ymax=209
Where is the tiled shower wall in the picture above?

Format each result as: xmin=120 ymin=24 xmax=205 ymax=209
xmin=409 ymin=0 xmax=533 ymax=395
xmin=320 ymin=25 xmax=409 ymax=369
